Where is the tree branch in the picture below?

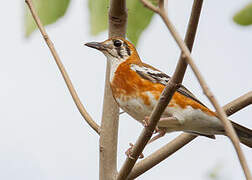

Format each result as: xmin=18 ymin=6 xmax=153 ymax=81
xmin=116 ymin=1 xmax=203 ymax=179
xmin=108 ymin=0 xmax=127 ymax=38
xmin=224 ymin=91 xmax=252 ymax=117
xmin=128 ymin=91 xmax=252 ymax=179
xmin=99 ymin=0 xmax=127 ymax=179
xmin=128 ymin=133 xmax=196 ymax=179
xmin=141 ymin=0 xmax=252 ymax=179
xmin=173 ymin=0 xmax=203 ymax=83
xmin=25 ymin=0 xmax=100 ymax=134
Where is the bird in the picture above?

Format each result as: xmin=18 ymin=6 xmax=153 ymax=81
xmin=85 ymin=37 xmax=252 ymax=148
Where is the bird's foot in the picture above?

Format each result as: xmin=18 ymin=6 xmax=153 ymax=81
xmin=125 ymin=143 xmax=144 ymax=159
xmin=148 ymin=128 xmax=166 ymax=144
xmin=143 ymin=116 xmax=159 ymax=134
xmin=143 ymin=116 xmax=150 ymax=127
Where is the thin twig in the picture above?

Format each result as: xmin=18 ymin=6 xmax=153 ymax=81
xmin=128 ymin=133 xmax=196 ymax=179
xmin=99 ymin=0 xmax=127 ymax=179
xmin=116 ymin=1 xmax=203 ymax=179
xmin=141 ymin=0 xmax=252 ymax=179
xmin=128 ymin=91 xmax=252 ymax=179
xmin=25 ymin=0 xmax=100 ymax=134
xmin=173 ymin=0 xmax=203 ymax=82
xmin=224 ymin=91 xmax=252 ymax=117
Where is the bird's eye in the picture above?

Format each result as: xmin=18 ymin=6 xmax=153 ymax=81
xmin=113 ymin=40 xmax=122 ymax=47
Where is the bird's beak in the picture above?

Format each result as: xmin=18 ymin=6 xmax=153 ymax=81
xmin=85 ymin=42 xmax=107 ymax=51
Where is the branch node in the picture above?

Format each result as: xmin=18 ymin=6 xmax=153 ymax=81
xmin=226 ymin=106 xmax=234 ymax=115
xmin=109 ymin=14 xmax=126 ymax=24
xmin=43 ymin=34 xmax=49 ymax=41
xmin=100 ymin=145 xmax=105 ymax=153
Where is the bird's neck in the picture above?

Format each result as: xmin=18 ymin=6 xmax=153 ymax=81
xmin=106 ymin=56 xmax=123 ymax=82
xmin=108 ymin=52 xmax=142 ymax=82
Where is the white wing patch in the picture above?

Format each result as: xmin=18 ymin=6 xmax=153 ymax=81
xmin=130 ymin=64 xmax=206 ymax=107
xmin=130 ymin=64 xmax=170 ymax=85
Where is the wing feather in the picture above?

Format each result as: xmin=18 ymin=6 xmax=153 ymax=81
xmin=130 ymin=64 xmax=206 ymax=107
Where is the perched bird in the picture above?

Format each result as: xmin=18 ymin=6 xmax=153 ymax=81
xmin=85 ymin=37 xmax=252 ymax=148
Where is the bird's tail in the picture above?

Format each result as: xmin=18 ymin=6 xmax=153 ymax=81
xmin=231 ymin=121 xmax=252 ymax=148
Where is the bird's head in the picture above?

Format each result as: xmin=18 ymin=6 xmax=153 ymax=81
xmin=85 ymin=37 xmax=140 ymax=64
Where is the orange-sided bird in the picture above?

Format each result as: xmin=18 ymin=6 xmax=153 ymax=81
xmin=85 ymin=37 xmax=252 ymax=148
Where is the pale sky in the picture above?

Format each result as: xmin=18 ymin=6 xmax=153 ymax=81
xmin=0 ymin=0 xmax=252 ymax=179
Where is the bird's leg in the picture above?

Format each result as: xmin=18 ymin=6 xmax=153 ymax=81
xmin=143 ymin=116 xmax=150 ymax=127
xmin=148 ymin=127 xmax=166 ymax=144
xmin=125 ymin=143 xmax=144 ymax=159
xmin=143 ymin=116 xmax=166 ymax=144
xmin=143 ymin=116 xmax=160 ymax=132
xmin=125 ymin=117 xmax=178 ymax=159
xmin=124 ymin=116 xmax=161 ymax=159
xmin=144 ymin=116 xmax=180 ymax=144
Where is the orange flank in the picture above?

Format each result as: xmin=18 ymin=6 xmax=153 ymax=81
xmin=172 ymin=92 xmax=216 ymax=117
xmin=110 ymin=57 xmax=216 ymax=117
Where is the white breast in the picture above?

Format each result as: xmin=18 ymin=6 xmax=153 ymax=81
xmin=116 ymin=93 xmax=224 ymax=135
xmin=115 ymin=92 xmax=158 ymax=124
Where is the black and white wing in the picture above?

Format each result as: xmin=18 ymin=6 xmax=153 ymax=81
xmin=130 ymin=64 xmax=206 ymax=107
xmin=130 ymin=64 xmax=170 ymax=84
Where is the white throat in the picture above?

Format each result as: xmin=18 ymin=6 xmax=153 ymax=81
xmin=106 ymin=56 xmax=122 ymax=82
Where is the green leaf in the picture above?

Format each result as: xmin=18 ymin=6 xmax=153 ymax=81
xmin=127 ymin=0 xmax=155 ymax=45
xmin=233 ymin=3 xmax=252 ymax=26
xmin=25 ymin=0 xmax=70 ymax=37
xmin=88 ymin=0 xmax=155 ymax=45
xmin=88 ymin=0 xmax=109 ymax=35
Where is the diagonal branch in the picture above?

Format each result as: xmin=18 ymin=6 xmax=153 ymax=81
xmin=128 ymin=133 xmax=196 ymax=179
xmin=224 ymin=91 xmax=252 ymax=117
xmin=172 ymin=0 xmax=203 ymax=82
xmin=25 ymin=0 xmax=100 ymax=134
xmin=141 ymin=0 xmax=251 ymax=179
xmin=116 ymin=0 xmax=203 ymax=179
xmin=128 ymin=91 xmax=252 ymax=179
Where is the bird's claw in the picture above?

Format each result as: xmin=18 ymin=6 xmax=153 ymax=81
xmin=143 ymin=117 xmax=160 ymax=135
xmin=143 ymin=116 xmax=150 ymax=127
xmin=125 ymin=143 xmax=144 ymax=159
